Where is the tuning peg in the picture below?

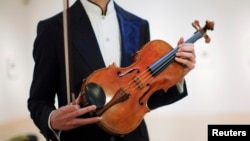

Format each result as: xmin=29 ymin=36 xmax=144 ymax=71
xmin=192 ymin=20 xmax=202 ymax=31
xmin=203 ymin=33 xmax=211 ymax=43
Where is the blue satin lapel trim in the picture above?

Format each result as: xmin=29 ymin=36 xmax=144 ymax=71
xmin=116 ymin=6 xmax=142 ymax=67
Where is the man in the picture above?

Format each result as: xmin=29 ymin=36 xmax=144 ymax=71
xmin=28 ymin=0 xmax=196 ymax=141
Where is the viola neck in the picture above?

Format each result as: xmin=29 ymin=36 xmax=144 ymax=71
xmin=148 ymin=31 xmax=202 ymax=77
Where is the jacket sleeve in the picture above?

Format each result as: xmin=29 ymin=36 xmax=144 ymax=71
xmin=147 ymin=80 xmax=188 ymax=110
xmin=27 ymin=20 xmax=61 ymax=141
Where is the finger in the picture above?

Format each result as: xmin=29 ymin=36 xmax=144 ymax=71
xmin=78 ymin=105 xmax=97 ymax=115
xmin=68 ymin=105 xmax=97 ymax=118
xmin=175 ymin=57 xmax=195 ymax=70
xmin=70 ymin=117 xmax=101 ymax=128
xmin=176 ymin=44 xmax=195 ymax=61
xmin=177 ymin=37 xmax=184 ymax=46
xmin=60 ymin=104 xmax=80 ymax=113
xmin=178 ymin=43 xmax=194 ymax=52
xmin=74 ymin=93 xmax=83 ymax=105
xmin=175 ymin=50 xmax=196 ymax=65
xmin=176 ymin=51 xmax=195 ymax=63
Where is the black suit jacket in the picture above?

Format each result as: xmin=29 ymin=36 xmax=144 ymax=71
xmin=28 ymin=1 xmax=188 ymax=141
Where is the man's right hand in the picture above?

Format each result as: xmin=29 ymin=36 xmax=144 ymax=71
xmin=50 ymin=104 xmax=101 ymax=130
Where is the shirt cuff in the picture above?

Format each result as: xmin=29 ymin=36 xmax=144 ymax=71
xmin=176 ymin=79 xmax=184 ymax=94
xmin=48 ymin=110 xmax=61 ymax=141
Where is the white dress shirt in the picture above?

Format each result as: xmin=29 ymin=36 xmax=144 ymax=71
xmin=81 ymin=0 xmax=121 ymax=67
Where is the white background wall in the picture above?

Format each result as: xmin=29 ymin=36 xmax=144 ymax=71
xmin=0 ymin=0 xmax=250 ymax=141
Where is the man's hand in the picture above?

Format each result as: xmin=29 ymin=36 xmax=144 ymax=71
xmin=175 ymin=37 xmax=196 ymax=77
xmin=50 ymin=104 xmax=100 ymax=131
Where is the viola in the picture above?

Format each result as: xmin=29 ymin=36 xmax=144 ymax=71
xmin=79 ymin=20 xmax=214 ymax=135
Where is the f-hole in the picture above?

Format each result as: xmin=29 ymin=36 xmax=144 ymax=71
xmin=117 ymin=68 xmax=140 ymax=77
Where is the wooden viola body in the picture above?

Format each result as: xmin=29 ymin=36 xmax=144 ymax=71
xmin=83 ymin=40 xmax=184 ymax=134
xmin=80 ymin=20 xmax=214 ymax=135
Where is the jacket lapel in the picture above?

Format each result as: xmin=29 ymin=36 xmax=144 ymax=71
xmin=114 ymin=3 xmax=142 ymax=67
xmin=70 ymin=1 xmax=106 ymax=71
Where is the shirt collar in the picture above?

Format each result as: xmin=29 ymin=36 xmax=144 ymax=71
xmin=80 ymin=0 xmax=115 ymax=16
